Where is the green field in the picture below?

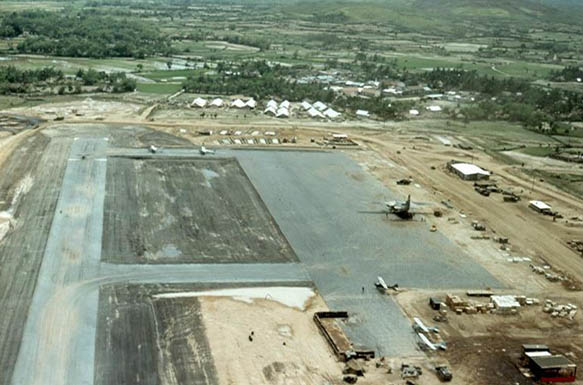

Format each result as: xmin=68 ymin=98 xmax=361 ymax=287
xmin=519 ymin=146 xmax=557 ymax=157
xmin=136 ymin=83 xmax=182 ymax=94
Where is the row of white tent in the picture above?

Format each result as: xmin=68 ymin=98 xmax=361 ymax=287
xmin=300 ymin=100 xmax=341 ymax=119
xmin=192 ymin=97 xmax=342 ymax=119
xmin=231 ymin=98 xmax=257 ymax=109
xmin=263 ymin=99 xmax=341 ymax=119
xmin=191 ymin=97 xmax=257 ymax=109
xmin=264 ymin=99 xmax=291 ymax=118
xmin=266 ymin=99 xmax=290 ymax=110
xmin=191 ymin=97 xmax=223 ymax=108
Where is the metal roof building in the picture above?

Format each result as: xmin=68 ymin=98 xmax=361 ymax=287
xmin=527 ymin=354 xmax=577 ymax=382
xmin=529 ymin=200 xmax=552 ymax=214
xmin=448 ymin=162 xmax=491 ymax=181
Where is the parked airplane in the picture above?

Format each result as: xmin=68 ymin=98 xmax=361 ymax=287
xmin=385 ymin=195 xmax=413 ymax=219
xmin=417 ymin=333 xmax=447 ymax=351
xmin=360 ymin=195 xmax=430 ymax=220
xmin=413 ymin=317 xmax=439 ymax=334
xmin=374 ymin=276 xmax=399 ymax=292
xmin=200 ymin=145 xmax=215 ymax=155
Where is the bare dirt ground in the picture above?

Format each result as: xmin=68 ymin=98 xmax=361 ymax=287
xmin=6 ymin=98 xmax=142 ymax=120
xmin=200 ymin=293 xmax=341 ymax=385
xmin=200 ymin=291 xmax=448 ymax=385
xmin=395 ymin=289 xmax=583 ymax=385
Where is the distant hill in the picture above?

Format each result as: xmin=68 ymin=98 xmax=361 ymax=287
xmin=282 ymin=0 xmax=582 ymax=33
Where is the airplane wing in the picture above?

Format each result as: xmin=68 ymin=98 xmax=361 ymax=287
xmin=417 ymin=333 xmax=437 ymax=351
xmin=377 ymin=276 xmax=388 ymax=290
xmin=413 ymin=317 xmax=429 ymax=333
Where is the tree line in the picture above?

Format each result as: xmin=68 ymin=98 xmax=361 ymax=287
xmin=0 ymin=65 xmax=136 ymax=94
xmin=0 ymin=10 xmax=172 ymax=58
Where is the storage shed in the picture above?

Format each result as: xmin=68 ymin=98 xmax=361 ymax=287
xmin=429 ymin=297 xmax=442 ymax=310
xmin=448 ymin=162 xmax=491 ymax=181
xmin=526 ymin=353 xmax=577 ymax=382
xmin=529 ymin=200 xmax=552 ymax=214
xmin=491 ymin=295 xmax=520 ymax=314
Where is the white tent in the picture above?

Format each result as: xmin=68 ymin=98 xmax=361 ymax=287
xmin=279 ymin=100 xmax=290 ymax=109
xmin=276 ymin=107 xmax=289 ymax=118
xmin=307 ymin=107 xmax=325 ymax=119
xmin=231 ymin=99 xmax=246 ymax=108
xmin=264 ymin=106 xmax=277 ymax=116
xmin=266 ymin=99 xmax=278 ymax=109
xmin=426 ymin=105 xmax=442 ymax=112
xmin=246 ymin=98 xmax=257 ymax=109
xmin=313 ymin=101 xmax=327 ymax=111
xmin=209 ymin=98 xmax=223 ymax=107
xmin=323 ymin=108 xmax=341 ymax=119
xmin=301 ymin=101 xmax=312 ymax=111
xmin=191 ymin=97 xmax=207 ymax=108
xmin=409 ymin=109 xmax=419 ymax=116
xmin=356 ymin=109 xmax=369 ymax=117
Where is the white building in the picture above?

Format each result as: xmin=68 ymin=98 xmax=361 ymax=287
xmin=383 ymin=88 xmax=402 ymax=95
xmin=529 ymin=200 xmax=552 ymax=214
xmin=266 ymin=99 xmax=278 ymax=109
xmin=313 ymin=101 xmax=327 ymax=111
xmin=448 ymin=162 xmax=490 ymax=181
xmin=301 ymin=101 xmax=312 ymax=111
xmin=409 ymin=109 xmax=419 ymax=116
xmin=324 ymin=108 xmax=341 ymax=119
xmin=356 ymin=109 xmax=369 ymax=118
xmin=279 ymin=100 xmax=290 ymax=109
xmin=426 ymin=105 xmax=442 ymax=112
xmin=491 ymin=295 xmax=520 ymax=314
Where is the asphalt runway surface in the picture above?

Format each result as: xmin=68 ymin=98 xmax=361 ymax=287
xmin=232 ymin=149 xmax=502 ymax=355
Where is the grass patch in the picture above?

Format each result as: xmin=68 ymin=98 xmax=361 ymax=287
xmin=519 ymin=146 xmax=557 ymax=157
xmin=136 ymin=83 xmax=182 ymax=94
xmin=525 ymin=170 xmax=583 ymax=199
xmin=140 ymin=69 xmax=197 ymax=81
